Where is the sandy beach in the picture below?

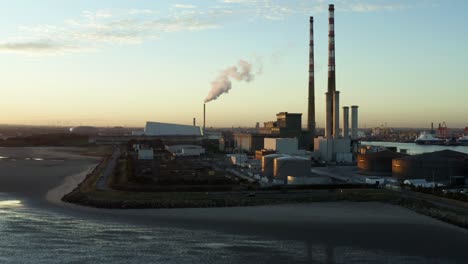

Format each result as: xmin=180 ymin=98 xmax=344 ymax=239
xmin=1 ymin=147 xmax=468 ymax=263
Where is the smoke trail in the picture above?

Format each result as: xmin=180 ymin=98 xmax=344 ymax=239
xmin=204 ymin=60 xmax=254 ymax=103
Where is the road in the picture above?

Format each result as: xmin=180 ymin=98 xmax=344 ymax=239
xmin=398 ymin=189 xmax=468 ymax=215
xmin=95 ymin=147 xmax=120 ymax=191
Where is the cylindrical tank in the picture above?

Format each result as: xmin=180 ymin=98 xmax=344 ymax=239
xmin=261 ymin=154 xmax=285 ymax=178
xmin=351 ymin=105 xmax=359 ymax=139
xmin=273 ymin=157 xmax=311 ymax=181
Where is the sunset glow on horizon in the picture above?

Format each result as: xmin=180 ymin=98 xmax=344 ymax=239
xmin=0 ymin=0 xmax=467 ymax=128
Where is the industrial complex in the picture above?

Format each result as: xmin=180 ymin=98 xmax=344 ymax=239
xmin=61 ymin=4 xmax=467 ymax=193
xmin=7 ymin=3 xmax=462 ymax=203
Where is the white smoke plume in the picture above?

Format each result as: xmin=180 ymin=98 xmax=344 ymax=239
xmin=204 ymin=60 xmax=254 ymax=103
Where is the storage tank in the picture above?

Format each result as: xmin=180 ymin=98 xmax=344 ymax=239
xmin=357 ymin=150 xmax=408 ymax=176
xmin=262 ymin=154 xmax=285 ymax=178
xmin=392 ymin=150 xmax=467 ymax=181
xmin=273 ymin=157 xmax=311 ymax=181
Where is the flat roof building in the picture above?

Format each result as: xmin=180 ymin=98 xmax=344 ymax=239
xmin=144 ymin=122 xmax=203 ymax=136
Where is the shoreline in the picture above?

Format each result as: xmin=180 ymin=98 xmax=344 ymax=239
xmin=45 ymin=163 xmax=99 ymax=209
xmin=1 ymin=146 xmax=466 ymax=232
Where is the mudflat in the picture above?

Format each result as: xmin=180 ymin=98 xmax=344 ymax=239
xmin=0 ymin=147 xmax=98 ymax=199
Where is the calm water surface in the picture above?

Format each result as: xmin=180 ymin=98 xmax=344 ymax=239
xmin=361 ymin=141 xmax=468 ymax=155
xmin=0 ymin=192 xmax=465 ymax=264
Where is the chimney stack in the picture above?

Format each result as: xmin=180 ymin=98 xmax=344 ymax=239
xmin=307 ymin=16 xmax=316 ymax=143
xmin=351 ymin=105 xmax=359 ymax=139
xmin=333 ymin=91 xmax=340 ymax=137
xmin=342 ymin=106 xmax=349 ymax=138
xmin=326 ymin=4 xmax=337 ymax=138
xmin=325 ymin=92 xmax=333 ymax=138
xmin=203 ymin=103 xmax=206 ymax=134
xmin=193 ymin=118 xmax=196 ymax=127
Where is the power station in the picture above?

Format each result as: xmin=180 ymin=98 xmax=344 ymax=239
xmin=313 ymin=4 xmax=359 ymax=162
xmin=230 ymin=4 xmax=360 ymax=162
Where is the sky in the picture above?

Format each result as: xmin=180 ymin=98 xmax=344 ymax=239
xmin=0 ymin=0 xmax=467 ymax=129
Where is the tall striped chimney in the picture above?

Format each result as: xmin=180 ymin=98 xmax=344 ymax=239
xmin=326 ymin=4 xmax=336 ymax=138
xmin=307 ymin=16 xmax=316 ymax=145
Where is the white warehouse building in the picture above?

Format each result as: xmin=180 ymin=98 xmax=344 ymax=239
xmin=144 ymin=122 xmax=203 ymax=136
xmin=264 ymin=138 xmax=299 ymax=154
xmin=165 ymin=145 xmax=205 ymax=157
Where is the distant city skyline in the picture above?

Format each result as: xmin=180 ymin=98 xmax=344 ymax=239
xmin=0 ymin=0 xmax=467 ymax=129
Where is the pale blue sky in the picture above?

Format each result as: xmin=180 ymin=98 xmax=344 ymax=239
xmin=0 ymin=0 xmax=466 ymax=128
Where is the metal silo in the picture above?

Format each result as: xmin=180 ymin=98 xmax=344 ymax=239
xmin=262 ymin=154 xmax=285 ymax=178
xmin=273 ymin=157 xmax=311 ymax=181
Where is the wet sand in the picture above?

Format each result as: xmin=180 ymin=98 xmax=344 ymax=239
xmin=1 ymin=147 xmax=468 ymax=262
xmin=0 ymin=147 xmax=98 ymax=202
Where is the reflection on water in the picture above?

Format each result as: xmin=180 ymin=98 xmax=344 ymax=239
xmin=0 ymin=193 xmax=458 ymax=264
xmin=0 ymin=157 xmax=65 ymax=162
xmin=361 ymin=141 xmax=468 ymax=155
xmin=0 ymin=200 xmax=22 ymax=208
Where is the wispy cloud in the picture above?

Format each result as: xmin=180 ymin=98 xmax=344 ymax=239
xmin=174 ymin=4 xmax=197 ymax=9
xmin=0 ymin=41 xmax=80 ymax=55
xmin=222 ymin=0 xmax=412 ymax=19
xmin=128 ymin=9 xmax=159 ymax=15
xmin=0 ymin=1 xmax=411 ymax=56
xmin=0 ymin=8 xmax=219 ymax=55
xmin=342 ymin=2 xmax=410 ymax=12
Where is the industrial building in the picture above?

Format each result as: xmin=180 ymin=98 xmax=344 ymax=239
xmin=314 ymin=137 xmax=352 ymax=162
xmin=264 ymin=138 xmax=298 ymax=154
xmin=233 ymin=133 xmax=266 ymax=153
xmin=93 ymin=121 xmax=205 ymax=146
xmin=392 ymin=150 xmax=467 ymax=183
xmin=358 ymin=150 xmax=408 ymax=176
xmin=259 ymin=112 xmax=303 ymax=137
xmin=165 ymin=145 xmax=205 ymax=157
xmin=144 ymin=122 xmax=203 ymax=137
xmin=234 ymin=111 xmax=311 ymax=153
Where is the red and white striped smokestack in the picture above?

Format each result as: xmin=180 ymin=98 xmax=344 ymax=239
xmin=328 ymin=4 xmax=335 ymax=93
xmin=307 ymin=16 xmax=316 ymax=143
xmin=326 ymin=4 xmax=336 ymax=138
